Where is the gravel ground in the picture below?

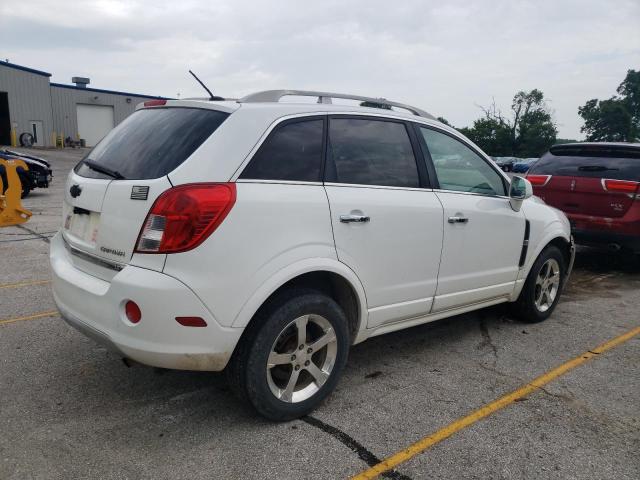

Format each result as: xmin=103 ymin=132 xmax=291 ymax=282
xmin=1 ymin=148 xmax=638 ymax=479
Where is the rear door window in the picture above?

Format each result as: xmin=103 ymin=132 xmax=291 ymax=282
xmin=239 ymin=118 xmax=324 ymax=182
xmin=75 ymin=107 xmax=229 ymax=180
xmin=327 ymin=118 xmax=419 ymax=188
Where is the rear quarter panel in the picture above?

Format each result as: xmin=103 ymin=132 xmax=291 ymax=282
xmin=162 ymin=182 xmax=341 ymax=328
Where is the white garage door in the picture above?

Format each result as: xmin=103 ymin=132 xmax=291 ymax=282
xmin=77 ymin=104 xmax=115 ymax=147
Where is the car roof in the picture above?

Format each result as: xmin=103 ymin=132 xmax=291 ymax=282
xmin=137 ymin=98 xmax=456 ymax=136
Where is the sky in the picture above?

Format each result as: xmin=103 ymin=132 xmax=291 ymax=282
xmin=1 ymin=0 xmax=639 ymax=139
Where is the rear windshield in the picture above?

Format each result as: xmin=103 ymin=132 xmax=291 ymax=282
xmin=75 ymin=107 xmax=229 ymax=180
xmin=529 ymin=151 xmax=640 ymax=180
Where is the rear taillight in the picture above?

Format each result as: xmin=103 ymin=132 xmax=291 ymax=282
xmin=601 ymin=178 xmax=640 ymax=196
xmin=135 ymin=183 xmax=236 ymax=254
xmin=526 ymin=174 xmax=552 ymax=187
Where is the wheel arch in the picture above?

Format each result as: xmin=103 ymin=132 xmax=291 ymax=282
xmin=512 ymin=227 xmax=572 ymax=300
xmin=231 ymin=259 xmax=368 ymax=344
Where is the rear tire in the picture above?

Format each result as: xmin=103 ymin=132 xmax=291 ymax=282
xmin=511 ymin=245 xmax=566 ymax=323
xmin=19 ymin=173 xmax=31 ymax=198
xmin=226 ymin=288 xmax=349 ymax=421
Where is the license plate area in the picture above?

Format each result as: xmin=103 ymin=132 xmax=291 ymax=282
xmin=65 ymin=210 xmax=101 ymax=244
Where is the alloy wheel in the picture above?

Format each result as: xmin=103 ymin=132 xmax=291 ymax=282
xmin=266 ymin=314 xmax=338 ymax=403
xmin=534 ymin=258 xmax=561 ymax=312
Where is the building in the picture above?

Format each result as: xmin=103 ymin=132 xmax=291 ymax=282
xmin=0 ymin=60 xmax=167 ymax=147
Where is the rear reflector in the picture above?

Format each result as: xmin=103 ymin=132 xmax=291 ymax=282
xmin=135 ymin=183 xmax=236 ymax=254
xmin=601 ymin=178 xmax=640 ymax=194
xmin=125 ymin=300 xmax=142 ymax=324
xmin=176 ymin=316 xmax=208 ymax=327
xmin=143 ymin=99 xmax=167 ymax=107
xmin=526 ymin=174 xmax=552 ymax=187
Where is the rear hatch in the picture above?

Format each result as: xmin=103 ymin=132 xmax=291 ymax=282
xmin=527 ymin=143 xmax=640 ymax=218
xmin=62 ymin=104 xmax=230 ymax=279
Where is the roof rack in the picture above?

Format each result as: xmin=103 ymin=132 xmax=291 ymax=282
xmin=239 ymin=90 xmax=435 ymax=119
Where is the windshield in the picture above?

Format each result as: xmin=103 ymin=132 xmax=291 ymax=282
xmin=75 ymin=107 xmax=229 ymax=180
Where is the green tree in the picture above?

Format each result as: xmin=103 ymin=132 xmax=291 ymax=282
xmin=578 ymin=69 xmax=639 ymax=142
xmin=578 ymin=98 xmax=633 ymax=141
xmin=458 ymin=89 xmax=557 ymax=157
xmin=459 ymin=117 xmax=512 ymax=156
xmin=617 ymin=69 xmax=640 ymax=133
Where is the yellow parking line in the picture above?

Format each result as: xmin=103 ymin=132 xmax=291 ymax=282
xmin=0 ymin=310 xmax=59 ymax=326
xmin=352 ymin=325 xmax=640 ymax=480
xmin=0 ymin=279 xmax=51 ymax=289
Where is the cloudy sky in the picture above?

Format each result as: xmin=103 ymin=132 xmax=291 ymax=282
xmin=1 ymin=0 xmax=639 ymax=138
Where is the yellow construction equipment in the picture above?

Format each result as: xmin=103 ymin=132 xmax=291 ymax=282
xmin=0 ymin=157 xmax=32 ymax=227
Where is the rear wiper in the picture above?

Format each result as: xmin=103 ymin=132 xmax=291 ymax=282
xmin=83 ymin=159 xmax=125 ymax=179
xmin=578 ymin=165 xmax=617 ymax=172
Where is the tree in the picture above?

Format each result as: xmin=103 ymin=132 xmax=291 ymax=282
xmin=578 ymin=69 xmax=639 ymax=142
xmin=578 ymin=98 xmax=633 ymax=142
xmin=457 ymin=89 xmax=557 ymax=157
xmin=459 ymin=117 xmax=512 ymax=156
xmin=617 ymin=69 xmax=640 ymax=134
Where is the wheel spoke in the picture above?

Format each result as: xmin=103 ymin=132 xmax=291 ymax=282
xmin=268 ymin=351 xmax=292 ymax=368
xmin=543 ymin=289 xmax=551 ymax=307
xmin=309 ymin=328 xmax=336 ymax=353
xmin=542 ymin=263 xmax=551 ymax=281
xmin=280 ymin=368 xmax=300 ymax=402
xmin=535 ymin=288 xmax=543 ymax=308
xmin=296 ymin=315 xmax=309 ymax=347
xmin=306 ymin=362 xmax=329 ymax=387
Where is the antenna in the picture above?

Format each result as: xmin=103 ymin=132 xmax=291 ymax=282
xmin=188 ymin=70 xmax=224 ymax=101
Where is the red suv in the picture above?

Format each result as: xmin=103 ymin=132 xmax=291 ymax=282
xmin=527 ymin=143 xmax=640 ymax=253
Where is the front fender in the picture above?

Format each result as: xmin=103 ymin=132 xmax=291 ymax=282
xmin=231 ymin=257 xmax=369 ymax=339
xmin=512 ymin=200 xmax=572 ymax=299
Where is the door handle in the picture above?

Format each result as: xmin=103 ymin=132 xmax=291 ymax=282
xmin=448 ymin=216 xmax=469 ymax=224
xmin=340 ymin=214 xmax=370 ymax=223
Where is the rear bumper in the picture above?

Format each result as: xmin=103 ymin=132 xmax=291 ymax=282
xmin=50 ymin=232 xmax=242 ymax=371
xmin=566 ymin=208 xmax=640 ymax=252
xmin=572 ymin=229 xmax=640 ymax=252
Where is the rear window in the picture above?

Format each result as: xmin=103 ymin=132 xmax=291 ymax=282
xmin=75 ymin=107 xmax=229 ymax=180
xmin=529 ymin=149 xmax=640 ymax=180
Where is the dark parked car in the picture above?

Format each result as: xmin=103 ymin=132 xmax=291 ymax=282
xmin=492 ymin=157 xmax=516 ymax=172
xmin=0 ymin=149 xmax=52 ymax=198
xmin=512 ymin=158 xmax=538 ymax=173
xmin=527 ymin=142 xmax=639 ymax=252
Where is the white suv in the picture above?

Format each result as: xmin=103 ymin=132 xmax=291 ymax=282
xmin=50 ymin=90 xmax=574 ymax=420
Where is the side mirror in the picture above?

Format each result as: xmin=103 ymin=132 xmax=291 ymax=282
xmin=509 ymin=176 xmax=533 ymax=212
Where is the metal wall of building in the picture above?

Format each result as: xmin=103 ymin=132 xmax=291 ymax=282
xmin=50 ymin=85 xmax=158 ymax=141
xmin=0 ymin=63 xmax=54 ymax=146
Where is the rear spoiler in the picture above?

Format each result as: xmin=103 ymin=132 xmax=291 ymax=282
xmin=550 ymin=143 xmax=640 ymax=159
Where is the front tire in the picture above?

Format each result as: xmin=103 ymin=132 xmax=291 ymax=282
xmin=227 ymin=289 xmax=349 ymax=421
xmin=512 ymin=245 xmax=566 ymax=323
